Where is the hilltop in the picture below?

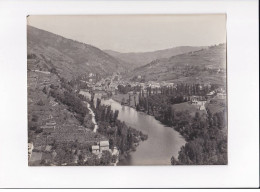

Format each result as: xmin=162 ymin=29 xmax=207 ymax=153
xmin=27 ymin=25 xmax=128 ymax=80
xmin=124 ymin=43 xmax=226 ymax=86
xmin=104 ymin=46 xmax=206 ymax=69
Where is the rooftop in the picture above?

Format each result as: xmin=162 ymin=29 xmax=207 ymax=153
xmin=100 ymin=141 xmax=109 ymax=147
xmin=92 ymin=145 xmax=99 ymax=150
xmin=40 ymin=125 xmax=55 ymax=129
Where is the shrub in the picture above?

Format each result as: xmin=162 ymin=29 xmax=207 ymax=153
xmin=37 ymin=100 xmax=45 ymax=106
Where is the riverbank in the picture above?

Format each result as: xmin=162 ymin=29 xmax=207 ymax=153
xmin=111 ymin=93 xmax=139 ymax=108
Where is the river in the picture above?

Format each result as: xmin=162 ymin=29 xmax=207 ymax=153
xmin=79 ymin=90 xmax=186 ymax=165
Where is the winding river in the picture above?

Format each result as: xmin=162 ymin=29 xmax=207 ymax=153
xmin=80 ymin=90 xmax=186 ymax=165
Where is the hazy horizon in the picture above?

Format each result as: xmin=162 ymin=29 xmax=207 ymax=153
xmin=27 ymin=15 xmax=226 ymax=53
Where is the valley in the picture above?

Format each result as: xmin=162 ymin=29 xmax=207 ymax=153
xmin=27 ymin=25 xmax=227 ymax=166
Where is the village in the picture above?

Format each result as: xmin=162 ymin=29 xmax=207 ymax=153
xmin=79 ymin=71 xmax=226 ymax=113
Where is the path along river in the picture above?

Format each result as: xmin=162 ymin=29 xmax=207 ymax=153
xmin=80 ymin=90 xmax=186 ymax=165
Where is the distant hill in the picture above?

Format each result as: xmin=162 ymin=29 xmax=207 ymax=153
xmin=124 ymin=44 xmax=227 ymax=85
xmin=104 ymin=46 xmax=206 ymax=69
xmin=27 ymin=25 xmax=128 ymax=80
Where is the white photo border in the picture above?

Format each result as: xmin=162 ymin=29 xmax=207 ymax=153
xmin=0 ymin=0 xmax=258 ymax=188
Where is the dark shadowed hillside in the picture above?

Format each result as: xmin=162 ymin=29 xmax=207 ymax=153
xmin=27 ymin=25 xmax=127 ymax=80
xmin=104 ymin=46 xmax=206 ymax=69
xmin=124 ymin=43 xmax=226 ymax=86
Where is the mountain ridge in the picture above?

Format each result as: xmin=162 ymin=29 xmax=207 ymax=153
xmin=104 ymin=46 xmax=207 ymax=69
xmin=27 ymin=25 xmax=129 ymax=80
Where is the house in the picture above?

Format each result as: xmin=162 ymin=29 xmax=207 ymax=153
xmin=46 ymin=121 xmax=56 ymax=126
xmin=112 ymin=146 xmax=119 ymax=156
xmin=166 ymin=82 xmax=174 ymax=87
xmin=190 ymin=96 xmax=207 ymax=110
xmin=73 ymin=155 xmax=79 ymax=164
xmin=207 ymin=91 xmax=215 ymax=98
xmin=28 ymin=143 xmax=34 ymax=159
xmin=139 ymin=83 xmax=145 ymax=89
xmin=216 ymin=92 xmax=226 ymax=99
xmin=100 ymin=141 xmax=109 ymax=152
xmin=199 ymin=104 xmax=206 ymax=111
xmin=190 ymin=96 xmax=199 ymax=104
xmin=29 ymin=152 xmax=42 ymax=166
xmin=40 ymin=125 xmax=56 ymax=133
xmin=197 ymin=100 xmax=207 ymax=110
xmin=45 ymin=114 xmax=53 ymax=120
xmin=92 ymin=145 xmax=100 ymax=155
xmin=151 ymin=82 xmax=160 ymax=89
xmin=45 ymin=145 xmax=52 ymax=152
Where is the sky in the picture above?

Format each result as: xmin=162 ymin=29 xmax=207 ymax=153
xmin=27 ymin=15 xmax=226 ymax=53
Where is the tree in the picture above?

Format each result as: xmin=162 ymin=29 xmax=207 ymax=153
xmin=96 ymin=98 xmax=101 ymax=109
xmin=32 ymin=114 xmax=38 ymax=122
xmin=78 ymin=154 xmax=85 ymax=165
xmin=91 ymin=92 xmax=95 ymax=104
xmin=50 ymin=67 xmax=57 ymax=74
xmin=42 ymin=86 xmax=47 ymax=94
xmin=109 ymin=138 xmax=115 ymax=149
xmin=136 ymin=104 xmax=140 ymax=111
xmin=146 ymin=94 xmax=149 ymax=114
xmin=178 ymin=138 xmax=205 ymax=165
xmin=111 ymin=155 xmax=117 ymax=163
xmin=100 ymin=151 xmax=112 ymax=165
xmin=121 ymin=97 xmax=125 ymax=105
xmin=171 ymin=156 xmax=179 ymax=165
xmin=114 ymin=110 xmax=119 ymax=121
xmin=128 ymin=94 xmax=131 ymax=105
xmin=37 ymin=99 xmax=44 ymax=106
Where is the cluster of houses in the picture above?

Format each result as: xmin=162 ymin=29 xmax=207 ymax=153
xmin=91 ymin=140 xmax=119 ymax=157
xmin=83 ymin=72 xmax=99 ymax=83
xmin=188 ymin=87 xmax=226 ymax=111
xmin=206 ymin=87 xmax=226 ymax=99
xmin=215 ymin=88 xmax=226 ymax=99
xmin=90 ymin=79 xmax=176 ymax=95
xmin=81 ymin=71 xmax=177 ymax=95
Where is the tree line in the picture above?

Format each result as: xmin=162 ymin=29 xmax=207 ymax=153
xmin=90 ymin=97 xmax=148 ymax=156
xmin=48 ymin=78 xmax=89 ymax=124
xmin=171 ymin=109 xmax=227 ymax=165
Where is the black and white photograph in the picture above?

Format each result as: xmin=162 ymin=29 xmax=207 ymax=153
xmin=27 ymin=15 xmax=227 ymax=166
xmin=0 ymin=0 xmax=259 ymax=188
